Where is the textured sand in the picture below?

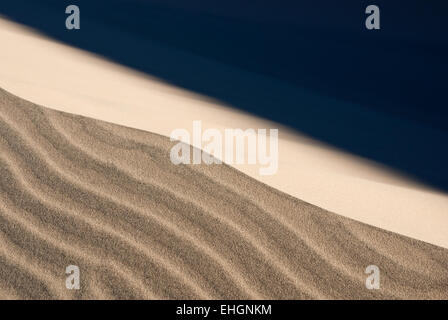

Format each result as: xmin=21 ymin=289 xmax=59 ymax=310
xmin=0 ymin=88 xmax=447 ymax=299
xmin=1 ymin=17 xmax=448 ymax=249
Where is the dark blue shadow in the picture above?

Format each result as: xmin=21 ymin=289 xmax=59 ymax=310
xmin=1 ymin=0 xmax=448 ymax=190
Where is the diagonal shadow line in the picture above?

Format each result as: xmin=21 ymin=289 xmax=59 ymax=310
xmin=1 ymin=0 xmax=448 ymax=191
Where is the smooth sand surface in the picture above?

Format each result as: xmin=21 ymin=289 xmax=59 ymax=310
xmin=0 ymin=87 xmax=447 ymax=299
xmin=1 ymin=18 xmax=448 ymax=249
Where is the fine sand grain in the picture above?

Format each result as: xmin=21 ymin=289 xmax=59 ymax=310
xmin=0 ymin=87 xmax=447 ymax=299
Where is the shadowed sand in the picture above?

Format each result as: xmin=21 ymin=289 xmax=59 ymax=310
xmin=0 ymin=88 xmax=447 ymax=299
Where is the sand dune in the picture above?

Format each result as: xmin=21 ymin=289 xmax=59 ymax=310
xmin=0 ymin=87 xmax=447 ymax=299
xmin=1 ymin=18 xmax=448 ymax=250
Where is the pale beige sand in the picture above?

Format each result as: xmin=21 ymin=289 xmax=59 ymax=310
xmin=1 ymin=18 xmax=448 ymax=249
xmin=0 ymin=87 xmax=447 ymax=299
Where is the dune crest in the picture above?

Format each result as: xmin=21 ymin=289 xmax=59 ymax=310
xmin=1 ymin=18 xmax=448 ymax=249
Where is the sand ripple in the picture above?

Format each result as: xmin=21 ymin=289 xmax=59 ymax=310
xmin=0 ymin=88 xmax=447 ymax=299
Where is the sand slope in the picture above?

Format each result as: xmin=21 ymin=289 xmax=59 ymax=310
xmin=1 ymin=18 xmax=448 ymax=250
xmin=0 ymin=88 xmax=447 ymax=299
